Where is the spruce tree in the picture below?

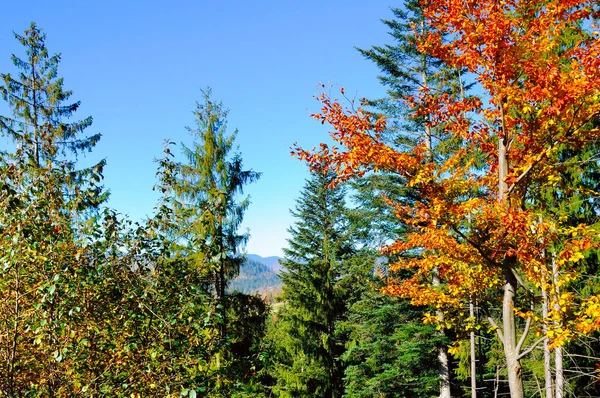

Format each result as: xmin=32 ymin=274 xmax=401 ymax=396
xmin=350 ymin=2 xmax=472 ymax=396
xmin=0 ymin=22 xmax=107 ymax=213
xmin=171 ymin=89 xmax=260 ymax=299
xmin=164 ymin=90 xmax=263 ymax=395
xmin=271 ymin=170 xmax=353 ymax=398
xmin=341 ymin=283 xmax=442 ymax=397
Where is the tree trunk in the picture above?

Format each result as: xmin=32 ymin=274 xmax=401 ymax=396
xmin=555 ymin=347 xmax=563 ymax=398
xmin=502 ymin=264 xmax=524 ymax=398
xmin=8 ymin=262 xmax=20 ymax=397
xmin=433 ymin=270 xmax=451 ymax=398
xmin=540 ymin=229 xmax=554 ymax=398
xmin=552 ymin=258 xmax=564 ymax=398
xmin=498 ymin=105 xmax=524 ymax=398
xmin=470 ymin=299 xmax=477 ymax=398
xmin=542 ymin=283 xmax=554 ymax=398
xmin=422 ymin=58 xmax=450 ymax=398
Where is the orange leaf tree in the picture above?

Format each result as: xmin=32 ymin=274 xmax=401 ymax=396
xmin=294 ymin=1 xmax=600 ymax=396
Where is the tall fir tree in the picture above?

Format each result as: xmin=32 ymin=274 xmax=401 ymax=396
xmin=270 ymin=170 xmax=354 ymax=398
xmin=0 ymin=23 xmax=107 ymax=214
xmin=164 ymin=91 xmax=264 ymax=395
xmin=351 ymin=2 xmax=470 ymax=396
xmin=170 ymin=89 xmax=260 ymax=300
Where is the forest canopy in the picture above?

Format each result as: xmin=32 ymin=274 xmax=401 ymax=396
xmin=2 ymin=0 xmax=600 ymax=397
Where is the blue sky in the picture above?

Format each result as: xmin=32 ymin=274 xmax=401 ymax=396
xmin=0 ymin=0 xmax=392 ymax=257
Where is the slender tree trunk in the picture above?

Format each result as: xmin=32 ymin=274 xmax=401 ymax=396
xmin=470 ymin=299 xmax=477 ymax=398
xmin=555 ymin=347 xmax=563 ymax=398
xmin=498 ymin=101 xmax=524 ymax=398
xmin=421 ymin=59 xmax=451 ymax=398
xmin=433 ymin=271 xmax=451 ymax=398
xmin=542 ymin=281 xmax=554 ymax=398
xmin=502 ymin=264 xmax=524 ymax=398
xmin=493 ymin=365 xmax=500 ymax=398
xmin=540 ymin=226 xmax=554 ymax=398
xmin=31 ymin=57 xmax=40 ymax=168
xmin=552 ymin=258 xmax=564 ymax=398
xmin=8 ymin=262 xmax=20 ymax=397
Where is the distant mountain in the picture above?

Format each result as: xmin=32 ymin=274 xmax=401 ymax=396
xmin=245 ymin=254 xmax=284 ymax=273
xmin=228 ymin=258 xmax=283 ymax=301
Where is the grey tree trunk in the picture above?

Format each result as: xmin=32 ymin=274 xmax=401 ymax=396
xmin=421 ymin=62 xmax=450 ymax=398
xmin=553 ymin=259 xmax=564 ymax=398
xmin=433 ymin=271 xmax=451 ymax=398
xmin=498 ymin=119 xmax=524 ymax=398
xmin=502 ymin=265 xmax=524 ymax=398
xmin=540 ymin=232 xmax=554 ymax=398
xmin=542 ymin=282 xmax=554 ymax=398
xmin=470 ymin=299 xmax=477 ymax=398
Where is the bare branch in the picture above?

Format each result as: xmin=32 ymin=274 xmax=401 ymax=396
xmin=488 ymin=316 xmax=504 ymax=344
xmin=517 ymin=337 xmax=545 ymax=360
xmin=516 ymin=316 xmax=532 ymax=354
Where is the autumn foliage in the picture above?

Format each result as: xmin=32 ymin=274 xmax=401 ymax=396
xmin=294 ymin=1 xmax=600 ymax=394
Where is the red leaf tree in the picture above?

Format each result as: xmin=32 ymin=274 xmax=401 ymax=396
xmin=294 ymin=1 xmax=600 ymax=396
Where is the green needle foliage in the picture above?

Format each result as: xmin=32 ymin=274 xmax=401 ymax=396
xmin=171 ymin=89 xmax=261 ymax=300
xmin=152 ymin=92 xmax=267 ymax=396
xmin=342 ymin=288 xmax=442 ymax=398
xmin=0 ymin=22 xmax=107 ymax=215
xmin=270 ymin=170 xmax=355 ymax=398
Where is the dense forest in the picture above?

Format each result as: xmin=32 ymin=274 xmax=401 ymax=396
xmin=2 ymin=0 xmax=600 ymax=397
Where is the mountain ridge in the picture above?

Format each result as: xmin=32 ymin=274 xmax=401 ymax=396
xmin=228 ymin=255 xmax=284 ymax=301
xmin=245 ymin=253 xmax=284 ymax=273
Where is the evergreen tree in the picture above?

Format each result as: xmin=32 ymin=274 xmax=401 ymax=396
xmin=171 ymin=89 xmax=260 ymax=299
xmin=341 ymin=281 xmax=442 ymax=397
xmin=0 ymin=23 xmax=107 ymax=214
xmin=351 ymin=2 xmax=471 ymax=396
xmin=356 ymin=2 xmax=465 ymax=151
xmin=163 ymin=91 xmax=264 ymax=395
xmin=270 ymin=170 xmax=354 ymax=398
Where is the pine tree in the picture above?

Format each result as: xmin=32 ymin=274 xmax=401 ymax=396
xmin=270 ymin=170 xmax=354 ymax=398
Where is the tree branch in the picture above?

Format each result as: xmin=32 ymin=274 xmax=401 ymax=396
xmin=488 ymin=316 xmax=504 ymax=344
xmin=516 ymin=316 xmax=532 ymax=354
xmin=517 ymin=337 xmax=545 ymax=360
xmin=451 ymin=225 xmax=496 ymax=267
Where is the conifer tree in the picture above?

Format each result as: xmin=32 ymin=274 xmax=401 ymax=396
xmin=271 ymin=170 xmax=353 ymax=398
xmin=0 ymin=22 xmax=107 ymax=213
xmin=341 ymin=281 xmax=442 ymax=397
xmin=352 ymin=2 xmax=470 ymax=396
xmin=162 ymin=91 xmax=263 ymax=395
xmin=171 ymin=90 xmax=260 ymax=300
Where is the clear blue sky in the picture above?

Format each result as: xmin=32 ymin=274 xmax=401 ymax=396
xmin=0 ymin=0 xmax=392 ymax=257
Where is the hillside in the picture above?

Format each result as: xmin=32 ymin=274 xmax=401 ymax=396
xmin=228 ymin=258 xmax=282 ymax=300
xmin=245 ymin=254 xmax=284 ymax=273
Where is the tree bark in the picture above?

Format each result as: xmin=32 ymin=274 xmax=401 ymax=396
xmin=470 ymin=299 xmax=477 ymax=398
xmin=502 ymin=264 xmax=524 ymax=398
xmin=433 ymin=271 xmax=451 ymax=398
xmin=542 ymin=281 xmax=554 ymax=398
xmin=422 ymin=57 xmax=451 ymax=398
xmin=552 ymin=258 xmax=564 ymax=398
xmin=498 ymin=101 xmax=524 ymax=398
xmin=540 ymin=229 xmax=554 ymax=398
